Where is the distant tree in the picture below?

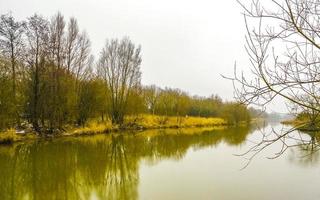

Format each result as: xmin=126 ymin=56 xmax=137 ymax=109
xmin=126 ymin=86 xmax=146 ymax=116
xmin=174 ymin=90 xmax=190 ymax=117
xmin=143 ymin=85 xmax=160 ymax=115
xmin=156 ymin=88 xmax=176 ymax=116
xmin=187 ymin=95 xmax=222 ymax=117
xmin=221 ymin=103 xmax=250 ymax=125
xmin=98 ymin=37 xmax=142 ymax=124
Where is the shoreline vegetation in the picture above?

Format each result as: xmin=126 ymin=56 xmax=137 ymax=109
xmin=0 ymin=115 xmax=253 ymax=145
xmin=280 ymin=110 xmax=320 ymax=132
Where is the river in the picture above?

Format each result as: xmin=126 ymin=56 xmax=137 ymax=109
xmin=0 ymin=123 xmax=319 ymax=200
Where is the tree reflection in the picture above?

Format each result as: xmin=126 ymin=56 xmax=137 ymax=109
xmin=288 ymin=132 xmax=320 ymax=166
xmin=0 ymin=126 xmax=252 ymax=200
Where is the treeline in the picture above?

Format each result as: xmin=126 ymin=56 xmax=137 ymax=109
xmin=142 ymin=86 xmax=251 ymax=123
xmin=0 ymin=12 xmax=250 ymax=133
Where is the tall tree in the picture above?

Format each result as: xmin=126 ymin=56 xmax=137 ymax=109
xmin=25 ymin=14 xmax=50 ymax=132
xmin=49 ymin=12 xmax=66 ymax=129
xmin=0 ymin=13 xmax=25 ymax=122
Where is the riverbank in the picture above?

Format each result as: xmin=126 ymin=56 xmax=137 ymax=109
xmin=0 ymin=115 xmax=230 ymax=145
xmin=280 ymin=119 xmax=320 ymax=132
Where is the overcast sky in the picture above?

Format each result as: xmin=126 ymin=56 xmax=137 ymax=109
xmin=0 ymin=0 xmax=287 ymax=112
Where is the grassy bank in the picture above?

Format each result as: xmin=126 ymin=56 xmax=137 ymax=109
xmin=68 ymin=115 xmax=227 ymax=136
xmin=0 ymin=129 xmax=19 ymax=144
xmin=0 ymin=115 xmax=231 ymax=144
xmin=280 ymin=118 xmax=312 ymax=128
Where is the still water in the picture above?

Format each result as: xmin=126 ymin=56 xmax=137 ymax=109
xmin=0 ymin=123 xmax=320 ymax=200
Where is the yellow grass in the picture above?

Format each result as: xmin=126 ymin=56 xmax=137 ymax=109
xmin=68 ymin=115 xmax=227 ymax=137
xmin=125 ymin=114 xmax=227 ymax=129
xmin=0 ymin=129 xmax=19 ymax=144
xmin=69 ymin=120 xmax=114 ymax=136
xmin=0 ymin=115 xmax=230 ymax=144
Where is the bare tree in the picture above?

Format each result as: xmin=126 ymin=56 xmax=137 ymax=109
xmin=49 ymin=12 xmax=65 ymax=68
xmin=65 ymin=18 xmax=91 ymax=79
xmin=143 ymin=85 xmax=160 ymax=115
xmin=74 ymin=31 xmax=91 ymax=80
xmin=98 ymin=37 xmax=142 ymax=124
xmin=230 ymin=0 xmax=320 ymax=162
xmin=65 ymin=17 xmax=79 ymax=73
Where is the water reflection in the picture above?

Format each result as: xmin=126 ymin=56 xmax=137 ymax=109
xmin=0 ymin=126 xmax=252 ymax=200
xmin=288 ymin=131 xmax=320 ymax=166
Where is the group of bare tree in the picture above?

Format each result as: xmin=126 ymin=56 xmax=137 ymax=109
xmin=0 ymin=12 xmax=142 ymax=133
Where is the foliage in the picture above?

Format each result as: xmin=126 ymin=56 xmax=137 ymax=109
xmin=221 ymin=103 xmax=251 ymax=124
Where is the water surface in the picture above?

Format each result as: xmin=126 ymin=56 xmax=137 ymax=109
xmin=0 ymin=124 xmax=319 ymax=200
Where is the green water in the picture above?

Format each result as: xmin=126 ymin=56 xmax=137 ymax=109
xmin=0 ymin=124 xmax=319 ymax=200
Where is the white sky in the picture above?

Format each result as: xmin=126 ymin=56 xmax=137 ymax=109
xmin=0 ymin=0 xmax=287 ymax=112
